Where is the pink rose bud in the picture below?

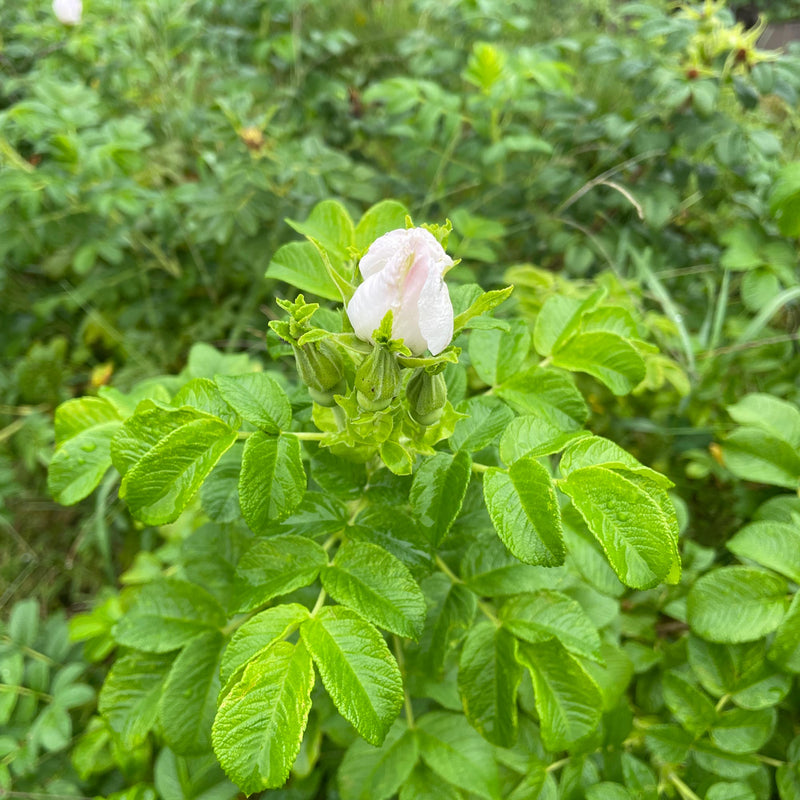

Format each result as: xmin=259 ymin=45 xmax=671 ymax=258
xmin=53 ymin=0 xmax=82 ymax=25
xmin=347 ymin=228 xmax=454 ymax=356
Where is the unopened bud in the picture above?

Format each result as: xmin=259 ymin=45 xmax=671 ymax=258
xmin=406 ymin=368 xmax=448 ymax=426
xmin=293 ymin=341 xmax=346 ymax=406
xmin=355 ymin=345 xmax=401 ymax=411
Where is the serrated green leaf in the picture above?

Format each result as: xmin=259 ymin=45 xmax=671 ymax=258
xmin=500 ymin=416 xmax=588 ymax=464
xmin=552 ymin=332 xmax=646 ymax=395
xmin=48 ymin=419 xmax=121 ymax=505
xmin=99 ymin=651 xmax=173 ymax=748
xmin=220 ymin=604 xmax=310 ymax=686
xmin=412 ymin=576 xmax=477 ymax=677
xmin=468 ymin=320 xmax=531 ymax=386
xmin=461 ymin=537 xmax=556 ymax=597
xmin=355 ymin=200 xmax=409 ymax=252
xmin=586 ymin=784 xmax=632 ymax=800
xmin=690 ymin=741 xmax=759 ymax=779
xmin=338 ymin=721 xmax=418 ymax=800
xmin=212 ymin=640 xmax=314 ymax=793
xmin=496 ymin=366 xmax=587 ymax=429
xmin=300 ymin=606 xmax=403 ymax=745
xmin=160 ymin=631 xmax=224 ymax=755
xmin=533 ymin=295 xmax=586 ymax=357
xmin=114 ymin=579 xmax=226 ymax=653
xmin=706 ymin=782 xmax=756 ymax=800
xmin=400 ymin=763 xmax=463 ymax=800
xmin=450 ymin=397 xmax=514 ymax=453
xmin=266 ymin=240 xmax=339 ymax=300
xmin=710 ymin=707 xmax=775 ymax=754
xmin=410 ymin=451 xmax=472 ymax=545
xmin=416 ymin=711 xmax=500 ymax=800
xmin=728 ymin=393 xmax=800 ymax=449
xmin=688 ymin=637 xmax=791 ymax=710
xmin=54 ymin=396 xmax=121 ymax=446
xmin=286 ymin=199 xmax=355 ymax=263
xmin=720 ymin=427 xmax=800 ymax=489
xmin=458 ymin=622 xmax=520 ymax=748
xmin=215 ymin=373 xmax=291 ymax=433
xmin=518 ymin=639 xmax=602 ymax=751
xmin=238 ymin=432 xmax=306 ymax=533
xmin=452 ymin=286 xmax=514 ymax=335
xmin=559 ymin=436 xmax=673 ymax=489
xmin=235 ymin=535 xmax=327 ymax=612
xmin=484 ymin=457 xmax=564 ymax=567
xmin=123 ymin=417 xmax=236 ymax=525
xmin=559 ymin=466 xmax=674 ymax=589
xmin=111 ymin=404 xmax=202 ymax=477
xmin=644 ymin=724 xmax=694 ymax=763
xmin=662 ymin=671 xmax=715 ymax=736
xmin=501 ymin=590 xmax=602 ymax=663
xmin=562 ymin=507 xmax=625 ymax=598
xmin=687 ymin=567 xmax=788 ymax=643
xmin=769 ymin=591 xmax=800 ymax=672
xmin=727 ymin=521 xmax=800 ymax=583
xmin=200 ymin=445 xmax=242 ymax=523
xmin=777 ymin=764 xmax=800 ymax=800
xmin=173 ymin=378 xmax=240 ymax=429
xmin=321 ymin=541 xmax=425 ymax=639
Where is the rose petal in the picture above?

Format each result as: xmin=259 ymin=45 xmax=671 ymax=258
xmin=417 ymin=269 xmax=454 ymax=356
xmin=359 ymin=229 xmax=411 ymax=279
xmin=346 ymin=271 xmax=397 ymax=343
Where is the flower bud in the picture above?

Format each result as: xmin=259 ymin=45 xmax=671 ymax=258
xmin=53 ymin=0 xmax=82 ymax=25
xmin=406 ymin=368 xmax=448 ymax=426
xmin=347 ymin=228 xmax=454 ymax=355
xmin=292 ymin=341 xmax=346 ymax=406
xmin=355 ymin=345 xmax=401 ymax=411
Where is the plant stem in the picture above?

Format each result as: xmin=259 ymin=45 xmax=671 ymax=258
xmin=668 ymin=773 xmax=702 ymax=800
xmin=310 ymin=588 xmax=327 ymax=616
xmin=756 ymin=754 xmax=785 ymax=767
xmin=714 ymin=694 xmax=730 ymax=713
xmin=393 ymin=635 xmax=415 ymax=728
xmin=546 ymin=757 xmax=570 ymax=773
xmin=294 ymin=431 xmax=327 ymax=441
xmin=471 ymin=462 xmax=490 ymax=473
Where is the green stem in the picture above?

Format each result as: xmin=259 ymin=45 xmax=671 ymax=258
xmin=0 ymin=637 xmax=56 ymax=666
xmin=471 ymin=462 xmax=490 ymax=474
xmin=546 ymin=757 xmax=570 ymax=773
xmin=668 ymin=773 xmax=702 ymax=800
xmin=0 ymin=684 xmax=52 ymax=701
xmin=393 ymin=635 xmax=415 ymax=728
xmin=756 ymin=754 xmax=785 ymax=768
xmin=435 ymin=555 xmax=498 ymax=624
xmin=714 ymin=694 xmax=730 ymax=713
xmin=311 ymin=588 xmax=327 ymax=616
xmin=294 ymin=431 xmax=327 ymax=441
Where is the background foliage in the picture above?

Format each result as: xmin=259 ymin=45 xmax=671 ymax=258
xmin=3 ymin=1 xmax=800 ymax=798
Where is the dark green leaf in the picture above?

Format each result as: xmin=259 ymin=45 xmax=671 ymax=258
xmin=416 ymin=711 xmax=500 ymax=800
xmin=687 ymin=567 xmax=788 ymax=643
xmin=114 ymin=579 xmax=226 ymax=652
xmin=410 ymin=451 xmax=472 ymax=545
xmin=458 ymin=622 xmax=521 ymax=748
xmin=518 ymin=640 xmax=602 ymax=751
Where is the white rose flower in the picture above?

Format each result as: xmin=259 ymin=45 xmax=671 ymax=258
xmin=53 ymin=0 xmax=82 ymax=25
xmin=347 ymin=227 xmax=454 ymax=355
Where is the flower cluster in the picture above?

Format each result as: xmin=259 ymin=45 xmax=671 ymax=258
xmin=270 ymin=227 xmax=460 ymax=469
